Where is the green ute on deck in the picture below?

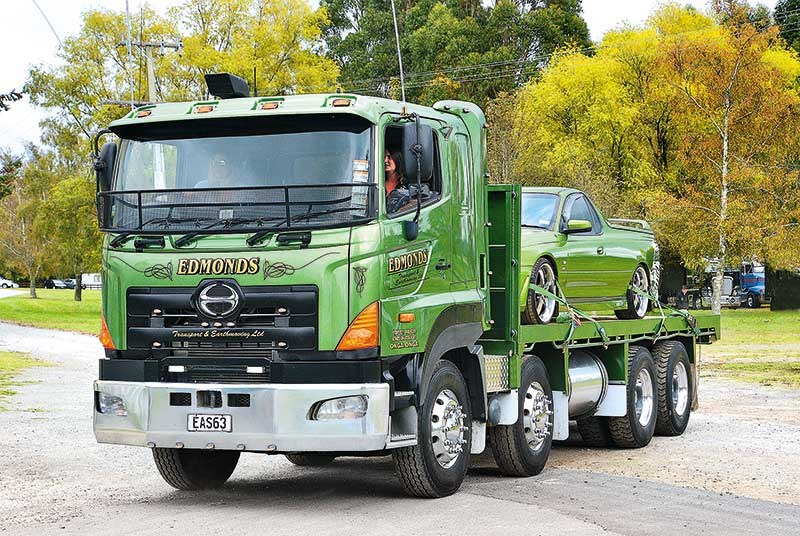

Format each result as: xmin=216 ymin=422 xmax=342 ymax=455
xmin=91 ymin=73 xmax=719 ymax=499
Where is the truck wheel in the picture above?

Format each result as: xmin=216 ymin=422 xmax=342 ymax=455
xmin=285 ymin=453 xmax=336 ymax=466
xmin=488 ymin=356 xmax=553 ymax=476
xmin=615 ymin=265 xmax=650 ymax=320
xmin=746 ymin=293 xmax=760 ymax=308
xmin=608 ymin=345 xmax=657 ymax=448
xmin=653 ymin=341 xmax=692 ymax=436
xmin=152 ymin=448 xmax=240 ymax=490
xmin=523 ymin=258 xmax=559 ymax=324
xmin=392 ymin=360 xmax=471 ymax=498
xmin=576 ymin=417 xmax=612 ymax=447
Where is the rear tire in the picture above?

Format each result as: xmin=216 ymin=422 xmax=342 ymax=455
xmin=392 ymin=360 xmax=471 ymax=498
xmin=152 ymin=448 xmax=240 ymax=490
xmin=285 ymin=453 xmax=336 ymax=466
xmin=653 ymin=341 xmax=692 ymax=436
xmin=576 ymin=417 xmax=613 ymax=447
xmin=608 ymin=345 xmax=657 ymax=448
xmin=615 ymin=265 xmax=650 ymax=320
xmin=522 ymin=258 xmax=559 ymax=325
xmin=488 ymin=356 xmax=553 ymax=476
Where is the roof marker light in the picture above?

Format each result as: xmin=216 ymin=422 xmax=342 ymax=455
xmin=195 ymin=105 xmax=215 ymax=114
xmin=136 ymin=110 xmax=152 ymax=118
xmin=331 ymin=98 xmax=353 ymax=107
xmin=261 ymin=101 xmax=280 ymax=110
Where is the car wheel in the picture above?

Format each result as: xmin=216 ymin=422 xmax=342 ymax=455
xmin=1 ymin=284 xmax=7 ymax=289
xmin=523 ymin=258 xmax=559 ymax=325
xmin=615 ymin=264 xmax=650 ymax=320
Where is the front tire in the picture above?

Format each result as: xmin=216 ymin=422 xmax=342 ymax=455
xmin=152 ymin=448 xmax=240 ymax=490
xmin=615 ymin=264 xmax=650 ymax=320
xmin=285 ymin=453 xmax=336 ymax=466
xmin=746 ymin=293 xmax=760 ymax=308
xmin=488 ymin=356 xmax=553 ymax=476
xmin=653 ymin=341 xmax=692 ymax=436
xmin=523 ymin=258 xmax=559 ymax=325
xmin=393 ymin=360 xmax=471 ymax=498
xmin=608 ymin=345 xmax=657 ymax=448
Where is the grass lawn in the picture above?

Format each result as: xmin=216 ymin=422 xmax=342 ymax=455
xmin=0 ymin=351 xmax=48 ymax=409
xmin=0 ymin=289 xmax=101 ymax=335
xmin=704 ymin=307 xmax=800 ymax=388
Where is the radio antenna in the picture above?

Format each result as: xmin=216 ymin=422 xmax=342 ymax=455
xmin=390 ymin=0 xmax=406 ymax=103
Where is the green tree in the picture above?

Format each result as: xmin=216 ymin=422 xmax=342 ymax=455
xmin=324 ymin=0 xmax=591 ymax=106
xmin=775 ymin=0 xmax=800 ymax=52
xmin=40 ymin=176 xmax=102 ymax=302
xmin=0 ymin=147 xmax=54 ymax=298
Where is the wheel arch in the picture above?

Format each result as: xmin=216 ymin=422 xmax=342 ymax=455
xmin=417 ymin=304 xmax=485 ymax=420
xmin=519 ymin=254 xmax=559 ymax=310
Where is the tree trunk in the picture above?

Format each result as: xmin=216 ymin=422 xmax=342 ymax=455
xmin=28 ymin=272 xmax=37 ymax=299
xmin=712 ymin=95 xmax=731 ymax=316
xmin=74 ymin=272 xmax=82 ymax=302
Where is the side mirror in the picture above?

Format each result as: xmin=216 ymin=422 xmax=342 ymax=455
xmin=563 ymin=219 xmax=592 ymax=234
xmin=94 ymin=141 xmax=117 ymax=193
xmin=401 ymin=120 xmax=434 ymax=185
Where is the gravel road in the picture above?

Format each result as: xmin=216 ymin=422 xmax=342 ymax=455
xmin=1 ymin=321 xmax=799 ymax=535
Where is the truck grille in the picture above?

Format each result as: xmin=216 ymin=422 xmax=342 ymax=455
xmin=126 ymin=284 xmax=317 ymax=351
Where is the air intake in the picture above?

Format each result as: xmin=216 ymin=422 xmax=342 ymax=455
xmin=204 ymin=73 xmax=250 ymax=99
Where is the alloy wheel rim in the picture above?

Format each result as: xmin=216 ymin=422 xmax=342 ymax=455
xmin=534 ymin=263 xmax=557 ymax=323
xmin=430 ymin=388 xmax=468 ymax=468
xmin=672 ymin=361 xmax=689 ymax=416
xmin=631 ymin=266 xmax=650 ymax=317
xmin=522 ymin=381 xmax=552 ymax=452
xmin=635 ymin=368 xmax=654 ymax=427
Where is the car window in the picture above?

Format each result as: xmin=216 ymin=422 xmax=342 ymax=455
xmin=563 ymin=194 xmax=601 ymax=234
xmin=522 ymin=194 xmax=559 ymax=229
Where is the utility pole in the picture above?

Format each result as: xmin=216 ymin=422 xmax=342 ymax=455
xmin=117 ymin=39 xmax=183 ymax=104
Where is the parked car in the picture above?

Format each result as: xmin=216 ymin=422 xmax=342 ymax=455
xmin=519 ymin=187 xmax=660 ymax=324
xmin=0 ymin=278 xmax=19 ymax=289
xmin=44 ymin=279 xmax=68 ymax=289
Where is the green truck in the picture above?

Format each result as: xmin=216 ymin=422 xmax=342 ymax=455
xmin=92 ymin=74 xmax=719 ymax=498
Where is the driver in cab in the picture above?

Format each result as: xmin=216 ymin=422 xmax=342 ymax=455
xmin=196 ymin=152 xmax=237 ymax=189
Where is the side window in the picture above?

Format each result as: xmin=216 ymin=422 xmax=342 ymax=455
xmin=564 ymin=195 xmax=600 ymax=234
xmin=384 ymin=123 xmax=443 ymax=216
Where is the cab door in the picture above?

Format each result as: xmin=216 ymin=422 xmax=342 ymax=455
xmin=379 ymin=118 xmax=453 ymax=354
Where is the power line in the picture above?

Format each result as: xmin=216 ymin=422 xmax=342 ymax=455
xmin=340 ymin=11 xmax=800 ymax=94
xmin=30 ymin=0 xmax=63 ymax=48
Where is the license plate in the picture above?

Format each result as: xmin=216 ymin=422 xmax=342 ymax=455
xmin=187 ymin=414 xmax=232 ymax=432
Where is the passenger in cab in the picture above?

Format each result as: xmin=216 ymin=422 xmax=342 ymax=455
xmin=196 ymin=152 xmax=237 ymax=189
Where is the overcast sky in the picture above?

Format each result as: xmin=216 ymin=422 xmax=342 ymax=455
xmin=0 ymin=0 xmax=716 ymax=153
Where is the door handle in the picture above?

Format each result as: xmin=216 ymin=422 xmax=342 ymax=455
xmin=435 ymin=259 xmax=452 ymax=271
xmin=597 ymin=247 xmax=605 ymax=255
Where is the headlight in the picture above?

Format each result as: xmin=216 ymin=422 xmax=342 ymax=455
xmin=311 ymin=395 xmax=368 ymax=420
xmin=96 ymin=392 xmax=127 ymax=416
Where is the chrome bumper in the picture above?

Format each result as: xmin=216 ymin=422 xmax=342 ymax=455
xmin=93 ymin=381 xmax=390 ymax=452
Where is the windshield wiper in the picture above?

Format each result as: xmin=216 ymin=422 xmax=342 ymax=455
xmin=246 ymin=207 xmax=368 ymax=247
xmin=521 ymin=224 xmax=550 ymax=230
xmin=109 ymin=217 xmax=214 ymax=248
xmin=175 ymin=217 xmax=285 ymax=248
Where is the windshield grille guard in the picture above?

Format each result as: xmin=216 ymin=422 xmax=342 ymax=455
xmin=97 ymin=183 xmax=377 ymax=234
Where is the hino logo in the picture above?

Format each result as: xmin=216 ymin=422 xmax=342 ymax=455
xmin=196 ymin=282 xmax=240 ymax=318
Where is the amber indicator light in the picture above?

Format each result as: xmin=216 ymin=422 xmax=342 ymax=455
xmin=336 ymin=302 xmax=379 ymax=351
xmin=398 ymin=313 xmax=415 ymax=323
xmin=331 ymin=98 xmax=353 ymax=107
xmin=261 ymin=102 xmax=280 ymax=110
xmin=195 ymin=105 xmax=215 ymax=113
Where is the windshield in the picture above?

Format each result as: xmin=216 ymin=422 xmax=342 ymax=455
xmin=102 ymin=116 xmax=375 ymax=234
xmin=522 ymin=193 xmax=559 ymax=230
